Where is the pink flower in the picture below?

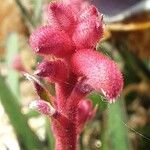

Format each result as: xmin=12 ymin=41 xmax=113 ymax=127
xmin=71 ymin=49 xmax=123 ymax=102
xmin=29 ymin=26 xmax=75 ymax=57
xmin=28 ymin=0 xmax=123 ymax=149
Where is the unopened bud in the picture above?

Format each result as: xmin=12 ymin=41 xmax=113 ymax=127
xmin=29 ymin=100 xmax=56 ymax=116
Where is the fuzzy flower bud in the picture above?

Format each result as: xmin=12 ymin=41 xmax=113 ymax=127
xmin=29 ymin=100 xmax=56 ymax=116
xmin=77 ymin=99 xmax=94 ymax=132
xmin=12 ymin=54 xmax=26 ymax=72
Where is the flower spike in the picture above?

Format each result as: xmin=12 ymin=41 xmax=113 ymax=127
xmin=28 ymin=0 xmax=123 ymax=149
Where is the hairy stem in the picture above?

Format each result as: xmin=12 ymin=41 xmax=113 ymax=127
xmin=52 ymin=117 xmax=77 ymax=150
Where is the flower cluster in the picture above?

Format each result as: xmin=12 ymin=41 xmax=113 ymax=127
xmin=29 ymin=0 xmax=123 ymax=149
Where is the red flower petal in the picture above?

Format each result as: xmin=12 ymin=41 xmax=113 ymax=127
xmin=72 ymin=17 xmax=103 ymax=49
xmin=71 ymin=49 xmax=123 ymax=102
xmin=35 ymin=60 xmax=69 ymax=83
xmin=29 ymin=26 xmax=75 ymax=57
xmin=78 ymin=5 xmax=99 ymax=22
xmin=46 ymin=2 xmax=76 ymax=34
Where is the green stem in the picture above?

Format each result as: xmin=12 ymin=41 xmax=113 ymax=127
xmin=6 ymin=33 xmax=19 ymax=99
xmin=101 ymin=111 xmax=109 ymax=150
xmin=46 ymin=118 xmax=55 ymax=150
xmin=33 ymin=0 xmax=42 ymax=25
xmin=15 ymin=0 xmax=36 ymax=31
xmin=108 ymin=98 xmax=131 ymax=150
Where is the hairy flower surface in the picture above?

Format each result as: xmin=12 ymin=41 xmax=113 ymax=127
xmin=71 ymin=49 xmax=123 ymax=101
xmin=29 ymin=26 xmax=75 ymax=57
xmin=28 ymin=0 xmax=124 ymax=149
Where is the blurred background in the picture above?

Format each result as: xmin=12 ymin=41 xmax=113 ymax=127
xmin=0 ymin=0 xmax=150 ymax=150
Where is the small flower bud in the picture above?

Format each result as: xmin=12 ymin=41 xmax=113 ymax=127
xmin=77 ymin=99 xmax=95 ymax=133
xmin=12 ymin=54 xmax=26 ymax=72
xmin=29 ymin=100 xmax=56 ymax=116
xmin=77 ymin=99 xmax=93 ymax=123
